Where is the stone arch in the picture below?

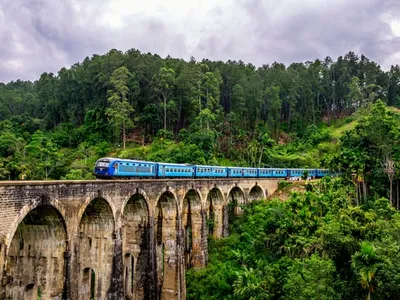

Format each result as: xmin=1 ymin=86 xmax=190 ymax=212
xmin=122 ymin=193 xmax=150 ymax=299
xmin=249 ymin=185 xmax=265 ymax=201
xmin=77 ymin=198 xmax=115 ymax=300
xmin=223 ymin=186 xmax=246 ymax=237
xmin=81 ymin=267 xmax=96 ymax=300
xmin=205 ymin=188 xmax=225 ymax=238
xmin=121 ymin=188 xmax=151 ymax=218
xmin=4 ymin=204 xmax=67 ymax=300
xmin=227 ymin=186 xmax=246 ymax=208
xmin=182 ymin=189 xmax=204 ymax=269
xmin=5 ymin=196 xmax=68 ymax=249
xmin=155 ymin=191 xmax=178 ymax=299
xmin=77 ymin=194 xmax=117 ymax=229
xmin=155 ymin=187 xmax=179 ymax=213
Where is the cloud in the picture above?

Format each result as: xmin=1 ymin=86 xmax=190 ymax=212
xmin=0 ymin=0 xmax=400 ymax=82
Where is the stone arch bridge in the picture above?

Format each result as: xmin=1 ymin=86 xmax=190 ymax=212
xmin=0 ymin=178 xmax=278 ymax=300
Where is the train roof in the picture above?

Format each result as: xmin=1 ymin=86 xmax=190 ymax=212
xmin=258 ymin=167 xmax=288 ymax=170
xmin=98 ymin=157 xmax=156 ymax=164
xmin=228 ymin=166 xmax=258 ymax=169
xmin=157 ymin=162 xmax=192 ymax=166
xmin=195 ymin=165 xmax=227 ymax=168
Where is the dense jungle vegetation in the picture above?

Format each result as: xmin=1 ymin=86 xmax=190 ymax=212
xmin=187 ymin=178 xmax=400 ymax=300
xmin=1 ymin=49 xmax=400 ymax=182
xmin=2 ymin=48 xmax=400 ymax=298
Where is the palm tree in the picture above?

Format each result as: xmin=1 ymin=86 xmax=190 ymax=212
xmin=233 ymin=266 xmax=272 ymax=300
xmin=351 ymin=242 xmax=383 ymax=300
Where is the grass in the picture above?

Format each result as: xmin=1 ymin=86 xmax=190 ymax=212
xmin=330 ymin=120 xmax=358 ymax=139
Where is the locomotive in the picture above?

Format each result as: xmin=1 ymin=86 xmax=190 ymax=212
xmin=94 ymin=157 xmax=331 ymax=179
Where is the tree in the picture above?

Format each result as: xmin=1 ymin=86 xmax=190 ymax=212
xmin=25 ymin=131 xmax=62 ymax=179
xmin=233 ymin=267 xmax=271 ymax=300
xmin=351 ymin=242 xmax=384 ymax=300
xmin=152 ymin=67 xmax=176 ymax=131
xmin=106 ymin=66 xmax=136 ymax=149
xmin=347 ymin=77 xmax=363 ymax=110
xmin=382 ymin=156 xmax=395 ymax=206
xmin=264 ymin=86 xmax=282 ymax=139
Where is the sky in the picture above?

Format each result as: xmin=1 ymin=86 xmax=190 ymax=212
xmin=1 ymin=0 xmax=400 ymax=83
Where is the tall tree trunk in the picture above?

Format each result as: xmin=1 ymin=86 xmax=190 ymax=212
xmin=397 ymin=180 xmax=399 ymax=210
xmin=258 ymin=146 xmax=264 ymax=168
xmin=123 ymin=122 xmax=126 ymax=149
xmin=363 ymin=179 xmax=367 ymax=203
xmin=163 ymin=94 xmax=167 ymax=131
xmin=326 ymin=100 xmax=331 ymax=127
xmin=390 ymin=179 xmax=393 ymax=206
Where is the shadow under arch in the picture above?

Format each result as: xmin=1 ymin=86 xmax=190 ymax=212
xmin=155 ymin=190 xmax=179 ymax=299
xmin=5 ymin=195 xmax=69 ymax=249
xmin=223 ymin=186 xmax=246 ymax=237
xmin=206 ymin=187 xmax=225 ymax=238
xmin=77 ymin=197 xmax=115 ymax=300
xmin=77 ymin=195 xmax=117 ymax=230
xmin=122 ymin=192 xmax=151 ymax=299
xmin=182 ymin=189 xmax=204 ymax=269
xmin=249 ymin=185 xmax=265 ymax=201
xmin=4 ymin=204 xmax=68 ymax=300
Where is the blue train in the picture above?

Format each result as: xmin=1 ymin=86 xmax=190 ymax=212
xmin=94 ymin=157 xmax=331 ymax=179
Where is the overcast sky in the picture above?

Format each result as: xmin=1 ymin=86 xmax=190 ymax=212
xmin=1 ymin=0 xmax=400 ymax=83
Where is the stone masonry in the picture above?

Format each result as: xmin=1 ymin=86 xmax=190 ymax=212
xmin=0 ymin=178 xmax=278 ymax=300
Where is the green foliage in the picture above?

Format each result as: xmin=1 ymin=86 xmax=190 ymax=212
xmin=283 ymin=254 xmax=341 ymax=300
xmin=187 ymin=178 xmax=400 ymax=299
xmin=106 ymin=66 xmax=137 ymax=148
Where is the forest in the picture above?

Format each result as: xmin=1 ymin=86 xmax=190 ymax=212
xmin=2 ymin=48 xmax=400 ymax=298
xmin=1 ymin=49 xmax=399 ymax=182
xmin=187 ymin=177 xmax=400 ymax=300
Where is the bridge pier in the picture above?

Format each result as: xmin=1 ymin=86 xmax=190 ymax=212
xmin=0 ymin=178 xmax=278 ymax=299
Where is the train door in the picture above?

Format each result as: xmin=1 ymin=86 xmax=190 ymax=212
xmin=162 ymin=166 xmax=165 ymax=177
xmin=114 ymin=162 xmax=119 ymax=176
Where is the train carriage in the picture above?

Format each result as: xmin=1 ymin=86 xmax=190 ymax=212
xmin=258 ymin=168 xmax=273 ymax=178
xmin=195 ymin=165 xmax=228 ymax=178
xmin=289 ymin=168 xmax=316 ymax=178
xmin=317 ymin=169 xmax=330 ymax=177
xmin=157 ymin=162 xmax=194 ymax=178
xmin=228 ymin=167 xmax=258 ymax=178
xmin=94 ymin=158 xmax=157 ymax=178
xmin=268 ymin=168 xmax=288 ymax=178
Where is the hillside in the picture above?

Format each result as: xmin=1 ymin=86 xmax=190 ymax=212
xmin=186 ymin=177 xmax=400 ymax=300
xmin=0 ymin=49 xmax=400 ymax=180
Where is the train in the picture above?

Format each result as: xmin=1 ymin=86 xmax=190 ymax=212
xmin=94 ymin=157 xmax=331 ymax=179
